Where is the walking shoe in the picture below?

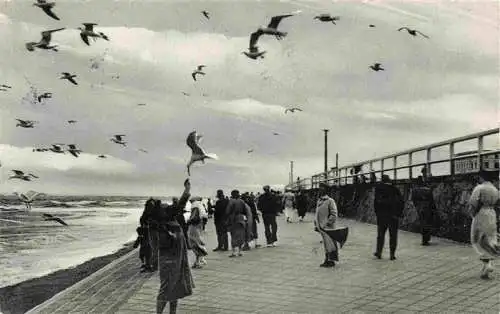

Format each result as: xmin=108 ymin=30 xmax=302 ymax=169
xmin=212 ymin=247 xmax=222 ymax=252
xmin=255 ymin=244 xmax=262 ymax=248
xmin=272 ymin=242 xmax=277 ymax=247
xmin=421 ymin=242 xmax=430 ymax=246
xmin=373 ymin=252 xmax=382 ymax=259
xmin=320 ymin=261 xmax=335 ymax=268
xmin=242 ymin=244 xmax=251 ymax=251
xmin=266 ymin=243 xmax=273 ymax=247
xmin=390 ymin=255 xmax=397 ymax=261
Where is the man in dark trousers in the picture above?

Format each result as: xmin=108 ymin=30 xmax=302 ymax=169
xmin=412 ymin=175 xmax=435 ymax=246
xmin=257 ymin=185 xmax=279 ymax=247
xmin=295 ymin=190 xmax=308 ymax=222
xmin=373 ymin=175 xmax=404 ymax=260
xmin=213 ymin=189 xmax=229 ymax=251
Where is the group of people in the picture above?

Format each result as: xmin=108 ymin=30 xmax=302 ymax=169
xmin=132 ymin=168 xmax=499 ymax=314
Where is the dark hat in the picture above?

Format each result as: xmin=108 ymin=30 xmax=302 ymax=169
xmin=231 ymin=189 xmax=240 ymax=197
xmin=263 ymin=185 xmax=270 ymax=190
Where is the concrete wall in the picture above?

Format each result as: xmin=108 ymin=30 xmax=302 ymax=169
xmin=302 ymin=173 xmax=500 ymax=243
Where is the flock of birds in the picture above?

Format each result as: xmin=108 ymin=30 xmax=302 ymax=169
xmin=2 ymin=2 xmax=431 ymax=219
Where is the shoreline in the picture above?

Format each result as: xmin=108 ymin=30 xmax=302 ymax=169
xmin=0 ymin=242 xmax=135 ymax=314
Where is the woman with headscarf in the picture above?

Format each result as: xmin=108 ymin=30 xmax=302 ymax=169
xmin=469 ymin=170 xmax=500 ymax=279
xmin=188 ymin=198 xmax=208 ymax=268
xmin=225 ymin=190 xmax=248 ymax=257
xmin=156 ymin=179 xmax=194 ymax=314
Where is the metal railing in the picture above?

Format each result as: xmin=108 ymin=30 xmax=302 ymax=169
xmin=286 ymin=128 xmax=499 ymax=191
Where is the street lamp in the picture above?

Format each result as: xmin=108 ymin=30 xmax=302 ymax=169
xmin=323 ymin=129 xmax=329 ymax=181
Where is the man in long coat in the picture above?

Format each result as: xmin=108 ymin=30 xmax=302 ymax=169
xmin=213 ymin=190 xmax=229 ymax=251
xmin=314 ymin=183 xmax=339 ymax=267
xmin=412 ymin=175 xmax=435 ymax=246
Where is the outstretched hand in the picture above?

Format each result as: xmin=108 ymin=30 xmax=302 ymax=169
xmin=184 ymin=178 xmax=191 ymax=190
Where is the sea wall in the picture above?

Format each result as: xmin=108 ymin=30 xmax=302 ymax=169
xmin=302 ymin=173 xmax=500 ymax=243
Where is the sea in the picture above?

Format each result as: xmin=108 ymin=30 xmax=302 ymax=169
xmin=0 ymin=195 xmax=165 ymax=288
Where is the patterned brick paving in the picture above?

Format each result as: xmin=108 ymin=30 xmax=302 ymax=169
xmin=30 ymin=214 xmax=500 ymax=313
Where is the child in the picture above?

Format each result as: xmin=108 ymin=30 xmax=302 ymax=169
xmin=133 ymin=226 xmax=152 ymax=272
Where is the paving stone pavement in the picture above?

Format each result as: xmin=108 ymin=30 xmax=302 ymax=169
xmin=31 ymin=213 xmax=500 ymax=313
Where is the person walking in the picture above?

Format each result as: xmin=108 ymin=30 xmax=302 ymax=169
xmin=140 ymin=198 xmax=161 ymax=271
xmin=296 ymin=190 xmax=308 ymax=222
xmin=213 ymin=190 xmax=229 ymax=251
xmin=156 ymin=178 xmax=194 ymax=314
xmin=314 ymin=183 xmax=339 ymax=267
xmin=373 ymin=175 xmax=405 ymax=260
xmin=133 ymin=225 xmax=152 ymax=272
xmin=283 ymin=188 xmax=296 ymax=223
xmin=468 ymin=169 xmax=500 ymax=279
xmin=188 ymin=200 xmax=208 ymax=268
xmin=242 ymin=192 xmax=259 ymax=250
xmin=225 ymin=190 xmax=248 ymax=257
xmin=412 ymin=175 xmax=435 ymax=246
xmin=257 ymin=185 xmax=279 ymax=247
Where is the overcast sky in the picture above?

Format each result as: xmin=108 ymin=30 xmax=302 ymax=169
xmin=0 ymin=0 xmax=498 ymax=196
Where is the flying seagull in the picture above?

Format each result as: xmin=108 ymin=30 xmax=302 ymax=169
xmin=0 ymin=84 xmax=12 ymax=91
xmin=285 ymin=107 xmax=302 ymax=114
xmin=182 ymin=92 xmax=190 ymax=96
xmin=369 ymin=24 xmax=376 ymax=28
xmin=243 ymin=30 xmax=267 ymax=60
xmin=186 ymin=131 xmax=218 ymax=176
xmin=137 ymin=103 xmax=146 ymax=106
xmin=26 ymin=28 xmax=65 ymax=52
xmin=111 ymin=134 xmax=127 ymax=146
xmin=14 ymin=191 xmax=45 ymax=210
xmin=398 ymin=27 xmax=429 ymax=38
xmin=16 ymin=119 xmax=37 ymax=128
xmin=248 ymin=149 xmax=254 ymax=153
xmin=67 ymin=120 xmax=77 ymax=124
xmin=42 ymin=213 xmax=68 ymax=226
xmin=33 ymin=0 xmax=60 ymax=21
xmin=97 ymin=155 xmax=107 ymax=159
xmin=37 ymin=92 xmax=52 ymax=103
xmin=33 ymin=148 xmax=49 ymax=152
xmin=314 ymin=14 xmax=340 ymax=24
xmin=9 ymin=170 xmax=39 ymax=181
xmin=370 ymin=63 xmax=384 ymax=71
xmin=255 ymin=13 xmax=296 ymax=41
xmin=202 ymin=10 xmax=210 ymax=19
xmin=67 ymin=144 xmax=82 ymax=157
xmin=138 ymin=149 xmax=148 ymax=153
xmin=273 ymin=132 xmax=280 ymax=136
xmin=49 ymin=144 xmax=66 ymax=154
xmin=60 ymin=72 xmax=78 ymax=85
xmin=192 ymin=65 xmax=206 ymax=81
xmin=78 ymin=23 xmax=110 ymax=46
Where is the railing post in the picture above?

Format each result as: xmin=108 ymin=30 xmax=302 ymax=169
xmin=381 ymin=159 xmax=385 ymax=177
xmin=409 ymin=152 xmax=413 ymax=179
xmin=449 ymin=142 xmax=455 ymax=176
xmin=426 ymin=148 xmax=432 ymax=176
xmin=393 ymin=156 xmax=397 ymax=181
xmin=477 ymin=135 xmax=484 ymax=171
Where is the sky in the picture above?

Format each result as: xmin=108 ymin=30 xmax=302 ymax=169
xmin=0 ymin=0 xmax=498 ymax=197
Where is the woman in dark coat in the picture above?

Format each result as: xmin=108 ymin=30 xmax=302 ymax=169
xmin=156 ymin=179 xmax=194 ymax=314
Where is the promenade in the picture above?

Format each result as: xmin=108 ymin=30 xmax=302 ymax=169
xmin=28 ymin=214 xmax=499 ymax=314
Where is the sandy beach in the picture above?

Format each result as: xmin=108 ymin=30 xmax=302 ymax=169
xmin=0 ymin=242 xmax=135 ymax=314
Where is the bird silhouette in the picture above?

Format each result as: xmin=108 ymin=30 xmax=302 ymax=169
xmin=202 ymin=10 xmax=210 ymax=19
xmin=14 ymin=191 xmax=45 ymax=210
xmin=33 ymin=0 xmax=60 ymax=20
xmin=285 ymin=107 xmax=302 ymax=114
xmin=398 ymin=27 xmax=429 ymax=38
xmin=248 ymin=149 xmax=254 ymax=153
xmin=137 ymin=103 xmax=146 ymax=106
xmin=26 ymin=28 xmax=65 ymax=52
xmin=42 ymin=213 xmax=68 ymax=226
xmin=314 ymin=14 xmax=340 ymax=24
xmin=60 ymin=72 xmax=78 ymax=85
xmin=243 ymin=30 xmax=267 ymax=60
xmin=67 ymin=144 xmax=82 ymax=157
xmin=370 ymin=63 xmax=384 ymax=71
xmin=186 ymin=131 xmax=218 ymax=176
xmin=97 ymin=155 xmax=107 ymax=159
xmin=111 ymin=135 xmax=127 ymax=146
xmin=192 ymin=65 xmax=206 ymax=81
xmin=139 ymin=149 xmax=148 ymax=153
xmin=16 ymin=119 xmax=37 ymax=128
xmin=37 ymin=92 xmax=52 ymax=103
xmin=0 ymin=84 xmax=12 ymax=92
xmin=67 ymin=120 xmax=77 ymax=124
xmin=273 ymin=132 xmax=280 ymax=136
xmin=369 ymin=24 xmax=376 ymax=28
xmin=9 ymin=170 xmax=39 ymax=181
xmin=255 ymin=13 xmax=296 ymax=41
xmin=78 ymin=23 xmax=109 ymax=46
xmin=49 ymin=144 xmax=66 ymax=154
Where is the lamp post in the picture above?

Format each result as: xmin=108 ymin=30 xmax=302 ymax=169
xmin=323 ymin=129 xmax=329 ymax=181
xmin=290 ymin=161 xmax=294 ymax=186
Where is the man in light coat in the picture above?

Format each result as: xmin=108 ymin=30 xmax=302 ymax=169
xmin=314 ymin=183 xmax=339 ymax=268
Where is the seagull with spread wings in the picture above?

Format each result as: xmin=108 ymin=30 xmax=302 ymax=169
xmin=37 ymin=92 xmax=52 ymax=103
xmin=202 ymin=10 xmax=210 ymax=19
xmin=398 ymin=27 xmax=429 ymax=39
xmin=49 ymin=144 xmax=66 ymax=154
xmin=78 ymin=23 xmax=110 ymax=46
xmin=42 ymin=213 xmax=68 ymax=226
xmin=60 ymin=72 xmax=78 ymax=85
xmin=0 ymin=84 xmax=12 ymax=92
xmin=14 ymin=191 xmax=45 ymax=210
xmin=192 ymin=65 xmax=206 ymax=81
xmin=243 ymin=30 xmax=267 ymax=60
xmin=314 ymin=14 xmax=340 ymax=24
xmin=186 ymin=131 xmax=218 ymax=176
xmin=285 ymin=107 xmax=302 ymax=114
xmin=16 ymin=119 xmax=37 ymax=128
xmin=9 ymin=170 xmax=39 ymax=181
xmin=111 ymin=134 xmax=127 ymax=146
xmin=26 ymin=28 xmax=65 ymax=52
xmin=370 ymin=63 xmax=384 ymax=71
xmin=256 ymin=13 xmax=297 ymax=41
xmin=67 ymin=144 xmax=82 ymax=157
xmin=33 ymin=0 xmax=60 ymax=20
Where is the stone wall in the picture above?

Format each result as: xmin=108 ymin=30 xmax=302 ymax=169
xmin=302 ymin=173 xmax=500 ymax=243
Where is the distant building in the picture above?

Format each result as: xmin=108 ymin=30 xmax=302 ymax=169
xmin=453 ymin=150 xmax=499 ymax=174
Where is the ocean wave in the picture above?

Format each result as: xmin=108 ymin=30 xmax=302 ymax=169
xmin=34 ymin=200 xmax=142 ymax=209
